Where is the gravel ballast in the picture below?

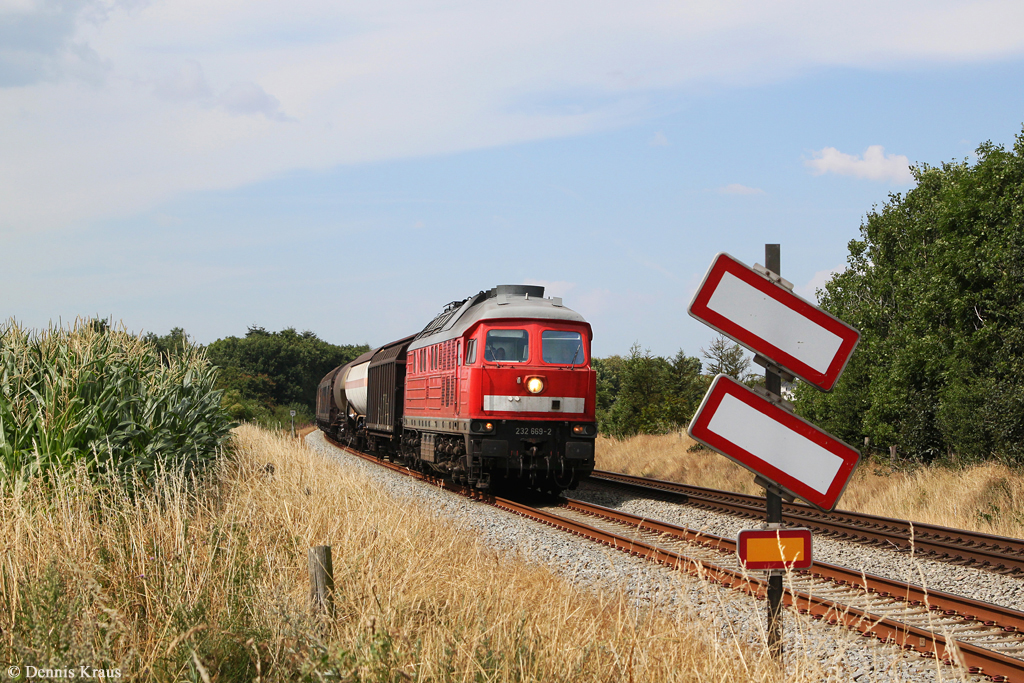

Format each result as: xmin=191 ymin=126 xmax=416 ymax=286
xmin=571 ymin=480 xmax=1024 ymax=613
xmin=306 ymin=431 xmax=984 ymax=682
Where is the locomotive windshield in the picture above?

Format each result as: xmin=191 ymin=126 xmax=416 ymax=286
xmin=485 ymin=329 xmax=528 ymax=362
xmin=542 ymin=330 xmax=586 ymax=365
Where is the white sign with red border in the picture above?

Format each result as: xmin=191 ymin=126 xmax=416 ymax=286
xmin=687 ymin=374 xmax=860 ymax=511
xmin=688 ymin=252 xmax=860 ymax=392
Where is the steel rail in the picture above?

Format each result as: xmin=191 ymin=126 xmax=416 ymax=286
xmin=321 ymin=435 xmax=1024 ymax=681
xmin=561 ymin=498 xmax=1024 ymax=634
xmin=591 ymin=469 xmax=1024 ymax=574
xmin=548 ymin=497 xmax=1024 ymax=681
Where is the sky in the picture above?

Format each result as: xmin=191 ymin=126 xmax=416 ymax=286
xmin=4 ymin=0 xmax=1024 ymax=359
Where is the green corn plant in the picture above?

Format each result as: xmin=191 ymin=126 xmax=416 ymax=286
xmin=0 ymin=318 xmax=233 ymax=483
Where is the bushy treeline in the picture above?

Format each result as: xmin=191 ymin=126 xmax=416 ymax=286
xmin=797 ymin=130 xmax=1024 ymax=466
xmin=207 ymin=327 xmax=368 ymax=425
xmin=0 ymin=319 xmax=232 ymax=482
xmin=150 ymin=326 xmax=368 ymax=427
xmin=595 ymin=345 xmax=705 ymax=438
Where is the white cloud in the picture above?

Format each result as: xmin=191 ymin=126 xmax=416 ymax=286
xmin=219 ymin=81 xmax=289 ymax=121
xmin=3 ymin=1 xmax=1024 ymax=231
xmin=649 ymin=130 xmax=669 ymax=146
xmin=806 ymin=145 xmax=914 ymax=184
xmin=0 ymin=0 xmax=38 ymax=12
xmin=718 ymin=183 xmax=765 ymax=195
xmin=795 ymin=265 xmax=845 ymax=303
xmin=154 ymin=61 xmax=212 ymax=101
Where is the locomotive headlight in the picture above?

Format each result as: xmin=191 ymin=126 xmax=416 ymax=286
xmin=525 ymin=377 xmax=545 ymax=394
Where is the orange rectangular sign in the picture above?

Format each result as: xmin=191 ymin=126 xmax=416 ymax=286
xmin=737 ymin=528 xmax=813 ymax=570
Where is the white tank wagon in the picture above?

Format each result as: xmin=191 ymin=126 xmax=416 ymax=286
xmin=344 ymin=360 xmax=369 ymax=415
xmin=316 ymin=348 xmax=375 ymax=442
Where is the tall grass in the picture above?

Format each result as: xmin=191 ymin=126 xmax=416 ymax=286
xmin=0 ymin=318 xmax=232 ymax=482
xmin=1 ymin=425 xmax=908 ymax=681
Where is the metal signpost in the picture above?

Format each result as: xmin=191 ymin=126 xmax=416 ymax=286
xmin=687 ymin=244 xmax=862 ymax=662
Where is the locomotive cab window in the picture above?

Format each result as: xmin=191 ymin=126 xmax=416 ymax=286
xmin=465 ymin=338 xmax=476 ymax=365
xmin=542 ymin=330 xmax=586 ymax=365
xmin=485 ymin=330 xmax=528 ymax=362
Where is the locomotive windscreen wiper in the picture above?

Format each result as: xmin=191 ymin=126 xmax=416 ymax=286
xmin=567 ymin=342 xmax=582 ymax=368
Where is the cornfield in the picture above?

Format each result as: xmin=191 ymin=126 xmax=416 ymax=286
xmin=0 ymin=318 xmax=232 ymax=483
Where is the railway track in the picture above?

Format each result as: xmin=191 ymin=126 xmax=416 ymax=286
xmin=543 ymin=498 xmax=1024 ymax=682
xmin=591 ymin=469 xmax=1024 ymax=575
xmin=321 ymin=435 xmax=1024 ymax=681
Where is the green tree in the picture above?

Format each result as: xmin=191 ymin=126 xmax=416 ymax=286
xmin=665 ymin=350 xmax=706 ymax=425
xmin=599 ymin=345 xmax=704 ymax=438
xmin=593 ymin=355 xmax=625 ymax=419
xmin=143 ymin=327 xmax=192 ymax=361
xmin=207 ymin=327 xmax=368 ymax=414
xmin=606 ymin=344 xmax=671 ymax=437
xmin=701 ymin=334 xmax=754 ymax=382
xmin=796 ymin=131 xmax=1024 ymax=465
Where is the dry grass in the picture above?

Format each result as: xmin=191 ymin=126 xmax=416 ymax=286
xmin=596 ymin=433 xmax=1024 ymax=538
xmin=1 ymin=423 xmax=907 ymax=682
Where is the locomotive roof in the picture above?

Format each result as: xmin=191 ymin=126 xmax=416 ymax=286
xmin=407 ymin=284 xmax=588 ymax=351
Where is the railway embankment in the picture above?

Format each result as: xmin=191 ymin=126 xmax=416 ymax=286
xmin=1 ymin=424 xmax=827 ymax=681
xmin=7 ymin=418 xmax=1014 ymax=680
xmin=308 ymin=430 xmax=987 ymax=682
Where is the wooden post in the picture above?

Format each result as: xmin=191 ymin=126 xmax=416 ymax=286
xmin=890 ymin=444 xmax=897 ymax=461
xmin=308 ymin=545 xmax=335 ymax=616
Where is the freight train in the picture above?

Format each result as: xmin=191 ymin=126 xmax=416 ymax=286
xmin=315 ymin=284 xmax=597 ymax=493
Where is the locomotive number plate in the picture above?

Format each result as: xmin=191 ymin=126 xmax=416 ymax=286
xmin=516 ymin=427 xmax=552 ymax=436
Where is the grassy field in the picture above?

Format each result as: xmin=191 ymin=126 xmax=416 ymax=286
xmin=1 ymin=425 xmax=934 ymax=681
xmin=595 ymin=432 xmax=1024 ymax=538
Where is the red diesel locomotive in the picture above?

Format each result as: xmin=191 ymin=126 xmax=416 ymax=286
xmin=315 ymin=284 xmax=597 ymax=492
